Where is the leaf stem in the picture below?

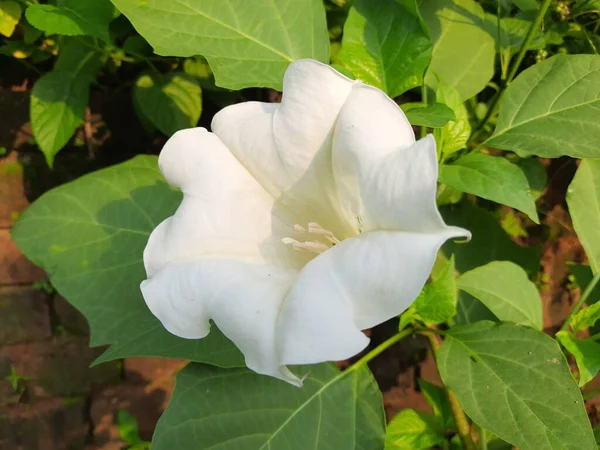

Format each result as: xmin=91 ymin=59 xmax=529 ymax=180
xmin=560 ymin=272 xmax=600 ymax=332
xmin=347 ymin=328 xmax=414 ymax=372
xmin=423 ymin=329 xmax=478 ymax=450
xmin=469 ymin=0 xmax=553 ymax=145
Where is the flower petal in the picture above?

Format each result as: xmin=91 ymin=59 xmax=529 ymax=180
xmin=141 ymin=259 xmax=301 ymax=385
xmin=332 ymin=84 xmax=452 ymax=234
xmin=278 ymin=228 xmax=467 ymax=365
xmin=211 ymin=59 xmax=356 ymax=238
xmin=144 ymin=128 xmax=307 ymax=278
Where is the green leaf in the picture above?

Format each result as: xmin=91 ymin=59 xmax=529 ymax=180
xmin=486 ymin=54 xmax=600 ymax=159
xmin=414 ymin=256 xmax=457 ymax=324
xmin=152 ymin=363 xmax=385 ymax=450
xmin=570 ymin=303 xmax=600 ymax=334
xmin=133 ymin=72 xmax=202 ymax=137
xmin=26 ymin=0 xmax=114 ymax=41
xmin=438 ymin=322 xmax=595 ymax=450
xmin=435 ymin=83 xmax=471 ymax=159
xmin=441 ymin=201 xmax=541 ymax=275
xmin=439 ymin=152 xmax=539 ymax=223
xmin=335 ymin=0 xmax=432 ymax=97
xmin=30 ymin=38 xmax=104 ymax=167
xmin=110 ymin=0 xmax=329 ymax=90
xmin=418 ymin=379 xmax=454 ymax=429
xmin=556 ymin=331 xmax=600 ymax=387
xmin=0 ymin=1 xmax=21 ymax=37
xmin=455 ymin=291 xmax=497 ymax=325
xmin=567 ymin=159 xmax=600 ymax=274
xmin=420 ymin=0 xmax=495 ymax=101
xmin=402 ymin=102 xmax=455 ymax=128
xmin=483 ymin=15 xmax=545 ymax=53
xmin=517 ymin=158 xmax=547 ymax=201
xmin=385 ymin=409 xmax=444 ymax=450
xmin=457 ymin=261 xmax=543 ymax=329
xmin=12 ymin=156 xmax=244 ymax=367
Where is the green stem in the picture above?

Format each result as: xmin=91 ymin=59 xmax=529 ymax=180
xmin=469 ymin=0 xmax=552 ymax=145
xmin=583 ymin=387 xmax=600 ymax=400
xmin=420 ymin=84 xmax=429 ymax=139
xmin=560 ymin=272 xmax=600 ymax=332
xmin=346 ymin=328 xmax=414 ymax=372
xmin=424 ymin=330 xmax=478 ymax=450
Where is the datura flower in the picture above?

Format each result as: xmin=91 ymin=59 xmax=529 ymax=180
xmin=141 ymin=59 xmax=470 ymax=386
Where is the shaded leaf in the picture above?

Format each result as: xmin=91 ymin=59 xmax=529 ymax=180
xmin=26 ymin=0 xmax=114 ymax=41
xmin=457 ymin=261 xmax=543 ymax=329
xmin=517 ymin=158 xmax=547 ymax=201
xmin=110 ymin=0 xmax=329 ymax=90
xmin=439 ymin=152 xmax=539 ymax=223
xmin=153 ymin=363 xmax=385 ymax=450
xmin=336 ymin=0 xmax=432 ymax=97
xmin=420 ymin=0 xmax=495 ymax=101
xmin=418 ymin=379 xmax=455 ymax=429
xmin=133 ymin=72 xmax=202 ymax=136
xmin=486 ymin=55 xmax=600 ymax=159
xmin=402 ymin=102 xmax=455 ymax=128
xmin=441 ymin=201 xmax=541 ymax=275
xmin=556 ymin=331 xmax=600 ymax=387
xmin=438 ymin=322 xmax=595 ymax=450
xmin=455 ymin=291 xmax=497 ymax=325
xmin=567 ymin=159 xmax=600 ymax=274
xmin=12 ymin=156 xmax=244 ymax=366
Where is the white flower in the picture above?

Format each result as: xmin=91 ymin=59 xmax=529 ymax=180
xmin=141 ymin=59 xmax=470 ymax=386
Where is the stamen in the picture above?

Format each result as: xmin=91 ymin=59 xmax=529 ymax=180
xmin=281 ymin=237 xmax=329 ymax=254
xmin=307 ymin=222 xmax=340 ymax=244
xmin=294 ymin=224 xmax=306 ymax=234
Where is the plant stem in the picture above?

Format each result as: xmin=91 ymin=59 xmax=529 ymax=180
xmin=583 ymin=387 xmax=600 ymax=400
xmin=423 ymin=330 xmax=478 ymax=450
xmin=346 ymin=328 xmax=414 ymax=372
xmin=469 ymin=0 xmax=553 ymax=144
xmin=560 ymin=272 xmax=600 ymax=332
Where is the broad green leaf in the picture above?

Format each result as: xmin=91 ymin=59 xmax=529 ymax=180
xmin=455 ymin=291 xmax=497 ymax=325
xmin=385 ymin=409 xmax=444 ymax=450
xmin=438 ymin=322 xmax=595 ymax=450
xmin=335 ymin=0 xmax=432 ymax=97
xmin=517 ymin=158 xmax=547 ymax=201
xmin=418 ymin=379 xmax=454 ymax=429
xmin=567 ymin=159 xmax=600 ymax=274
xmin=435 ymin=84 xmax=471 ymax=159
xmin=110 ymin=0 xmax=329 ymax=90
xmin=26 ymin=0 xmax=114 ymax=41
xmin=556 ymin=331 xmax=600 ymax=387
xmin=30 ymin=38 xmax=104 ymax=167
xmin=439 ymin=152 xmax=539 ymax=223
xmin=441 ymin=201 xmax=541 ymax=275
xmin=0 ymin=1 xmax=21 ymax=37
xmin=420 ymin=0 xmax=495 ymax=101
xmin=457 ymin=261 xmax=543 ymax=329
xmin=569 ymin=303 xmax=600 ymax=334
xmin=402 ymin=102 xmax=455 ymax=128
xmin=152 ymin=363 xmax=385 ymax=450
xmin=414 ymin=256 xmax=457 ymax=324
xmin=133 ymin=72 xmax=202 ymax=137
xmin=486 ymin=55 xmax=600 ymax=159
xmin=12 ymin=156 xmax=244 ymax=367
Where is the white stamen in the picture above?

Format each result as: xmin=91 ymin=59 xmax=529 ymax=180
xmin=294 ymin=224 xmax=306 ymax=234
xmin=307 ymin=222 xmax=340 ymax=244
xmin=282 ymin=222 xmax=341 ymax=254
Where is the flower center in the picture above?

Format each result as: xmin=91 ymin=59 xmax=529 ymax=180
xmin=281 ymin=222 xmax=340 ymax=254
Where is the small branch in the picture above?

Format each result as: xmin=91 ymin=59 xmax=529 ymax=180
xmin=346 ymin=328 xmax=414 ymax=372
xmin=424 ymin=330 xmax=478 ymax=450
xmin=560 ymin=272 xmax=600 ymax=332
